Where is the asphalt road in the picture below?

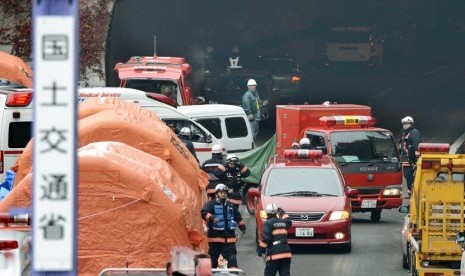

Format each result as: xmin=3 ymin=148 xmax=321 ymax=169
xmin=235 ymin=205 xmax=407 ymax=276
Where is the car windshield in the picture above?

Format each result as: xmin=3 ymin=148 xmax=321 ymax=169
xmin=217 ymin=75 xmax=268 ymax=100
xmin=125 ymin=79 xmax=177 ymax=94
xmin=331 ymin=131 xmax=398 ymax=164
xmin=264 ymin=168 xmax=343 ymax=196
xmin=254 ymin=59 xmax=296 ymax=75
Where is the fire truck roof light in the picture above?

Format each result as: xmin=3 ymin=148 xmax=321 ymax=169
xmin=283 ymin=149 xmax=323 ymax=159
xmin=6 ymin=92 xmax=33 ymax=107
xmin=319 ymin=115 xmax=376 ymax=128
xmin=133 ymin=65 xmax=167 ymax=71
xmin=418 ymin=143 xmax=450 ymax=154
xmin=0 ymin=240 xmax=18 ymax=251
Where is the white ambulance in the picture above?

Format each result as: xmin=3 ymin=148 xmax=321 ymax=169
xmin=78 ymin=87 xmax=224 ymax=164
xmin=0 ymin=86 xmax=33 ymax=183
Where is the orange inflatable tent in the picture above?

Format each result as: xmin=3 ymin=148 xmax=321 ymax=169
xmin=0 ymin=51 xmax=33 ymax=88
xmin=13 ymin=98 xmax=209 ymax=200
xmin=1 ymin=142 xmax=207 ymax=274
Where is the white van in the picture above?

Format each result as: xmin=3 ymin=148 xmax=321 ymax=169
xmin=78 ymin=87 xmax=223 ymax=164
xmin=0 ymin=87 xmax=33 ymax=183
xmin=178 ymin=104 xmax=254 ymax=153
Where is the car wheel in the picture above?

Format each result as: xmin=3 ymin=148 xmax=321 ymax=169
xmin=370 ymin=209 xmax=382 ymax=222
xmin=255 ymin=228 xmax=260 ymax=253
xmin=402 ymin=252 xmax=409 ymax=269
xmin=409 ymin=250 xmax=418 ymax=276
xmin=243 ymin=184 xmax=257 ymax=215
xmin=335 ymin=242 xmax=351 ymax=253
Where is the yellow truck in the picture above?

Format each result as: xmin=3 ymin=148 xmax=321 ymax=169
xmin=399 ymin=143 xmax=465 ymax=276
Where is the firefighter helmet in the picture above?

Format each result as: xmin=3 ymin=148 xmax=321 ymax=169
xmin=226 ymin=154 xmax=239 ymax=164
xmin=180 ymin=127 xmax=191 ymax=136
xmin=212 ymin=144 xmax=223 ymax=154
xmin=401 ymin=116 xmax=414 ymax=124
xmin=265 ymin=203 xmax=279 ymax=215
xmin=215 ymin=183 xmax=229 ymax=193
xmin=300 ymin=138 xmax=310 ymax=147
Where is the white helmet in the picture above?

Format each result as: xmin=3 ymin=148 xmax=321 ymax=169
xmin=226 ymin=154 xmax=239 ymax=163
xmin=265 ymin=203 xmax=278 ymax=215
xmin=401 ymin=116 xmax=414 ymax=124
xmin=180 ymin=127 xmax=191 ymax=136
xmin=299 ymin=138 xmax=310 ymax=146
xmin=212 ymin=144 xmax=223 ymax=154
xmin=215 ymin=183 xmax=229 ymax=193
xmin=247 ymin=79 xmax=257 ymax=86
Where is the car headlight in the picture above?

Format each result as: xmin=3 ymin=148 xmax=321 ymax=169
xmin=383 ymin=186 xmax=402 ymax=196
xmin=329 ymin=210 xmax=350 ymax=221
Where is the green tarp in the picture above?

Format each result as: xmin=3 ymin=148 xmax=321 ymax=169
xmin=235 ymin=134 xmax=276 ymax=184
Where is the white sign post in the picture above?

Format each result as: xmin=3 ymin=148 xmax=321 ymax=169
xmin=33 ymin=1 xmax=78 ymax=274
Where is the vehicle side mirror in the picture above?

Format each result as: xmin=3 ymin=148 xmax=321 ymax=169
xmin=348 ymin=189 xmax=359 ymax=197
xmin=456 ymin=232 xmax=465 ymax=245
xmin=248 ymin=188 xmax=260 ymax=198
xmin=398 ymin=205 xmax=409 ymax=214
xmin=206 ymin=134 xmax=212 ymax=143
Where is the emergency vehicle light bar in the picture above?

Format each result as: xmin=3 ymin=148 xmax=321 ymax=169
xmin=0 ymin=213 xmax=30 ymax=225
xmin=418 ymin=143 xmax=450 ymax=154
xmin=319 ymin=115 xmax=376 ymax=128
xmin=6 ymin=92 xmax=32 ymax=107
xmin=0 ymin=240 xmax=18 ymax=251
xmin=284 ymin=149 xmax=323 ymax=159
xmin=133 ymin=65 xmax=167 ymax=72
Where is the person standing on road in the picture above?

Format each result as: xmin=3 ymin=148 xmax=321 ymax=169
xmin=242 ymin=79 xmax=261 ymax=142
xmin=179 ymin=127 xmax=199 ymax=163
xmin=214 ymin=154 xmax=250 ymax=208
xmin=398 ymin=116 xmax=421 ymax=199
xmin=202 ymin=144 xmax=225 ymax=200
xmin=201 ymin=183 xmax=246 ymax=269
xmin=258 ymin=203 xmax=292 ymax=276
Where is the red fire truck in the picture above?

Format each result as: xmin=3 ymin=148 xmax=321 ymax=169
xmin=276 ymin=103 xmax=402 ymax=222
xmin=114 ymin=56 xmax=202 ymax=107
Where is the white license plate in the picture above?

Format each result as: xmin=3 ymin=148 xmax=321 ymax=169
xmin=295 ymin=228 xmax=314 ymax=237
xmin=361 ymin=199 xmax=377 ymax=208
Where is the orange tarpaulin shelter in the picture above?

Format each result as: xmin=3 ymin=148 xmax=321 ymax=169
xmin=13 ymin=98 xmax=209 ymax=199
xmin=0 ymin=51 xmax=32 ymax=88
xmin=0 ymin=142 xmax=207 ymax=274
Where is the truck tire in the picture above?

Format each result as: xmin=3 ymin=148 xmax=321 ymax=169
xmin=370 ymin=209 xmax=382 ymax=222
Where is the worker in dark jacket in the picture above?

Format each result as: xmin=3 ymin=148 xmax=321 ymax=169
xmin=202 ymin=144 xmax=225 ymax=200
xmin=201 ymin=184 xmax=246 ymax=269
xmin=398 ymin=116 xmax=421 ymax=199
xmin=258 ymin=204 xmax=292 ymax=276
xmin=178 ymin=127 xmax=199 ymax=163
xmin=214 ymin=154 xmax=250 ymax=207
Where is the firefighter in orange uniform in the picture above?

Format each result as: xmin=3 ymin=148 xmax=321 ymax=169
xmin=201 ymin=184 xmax=246 ymax=269
xmin=258 ymin=204 xmax=292 ymax=276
